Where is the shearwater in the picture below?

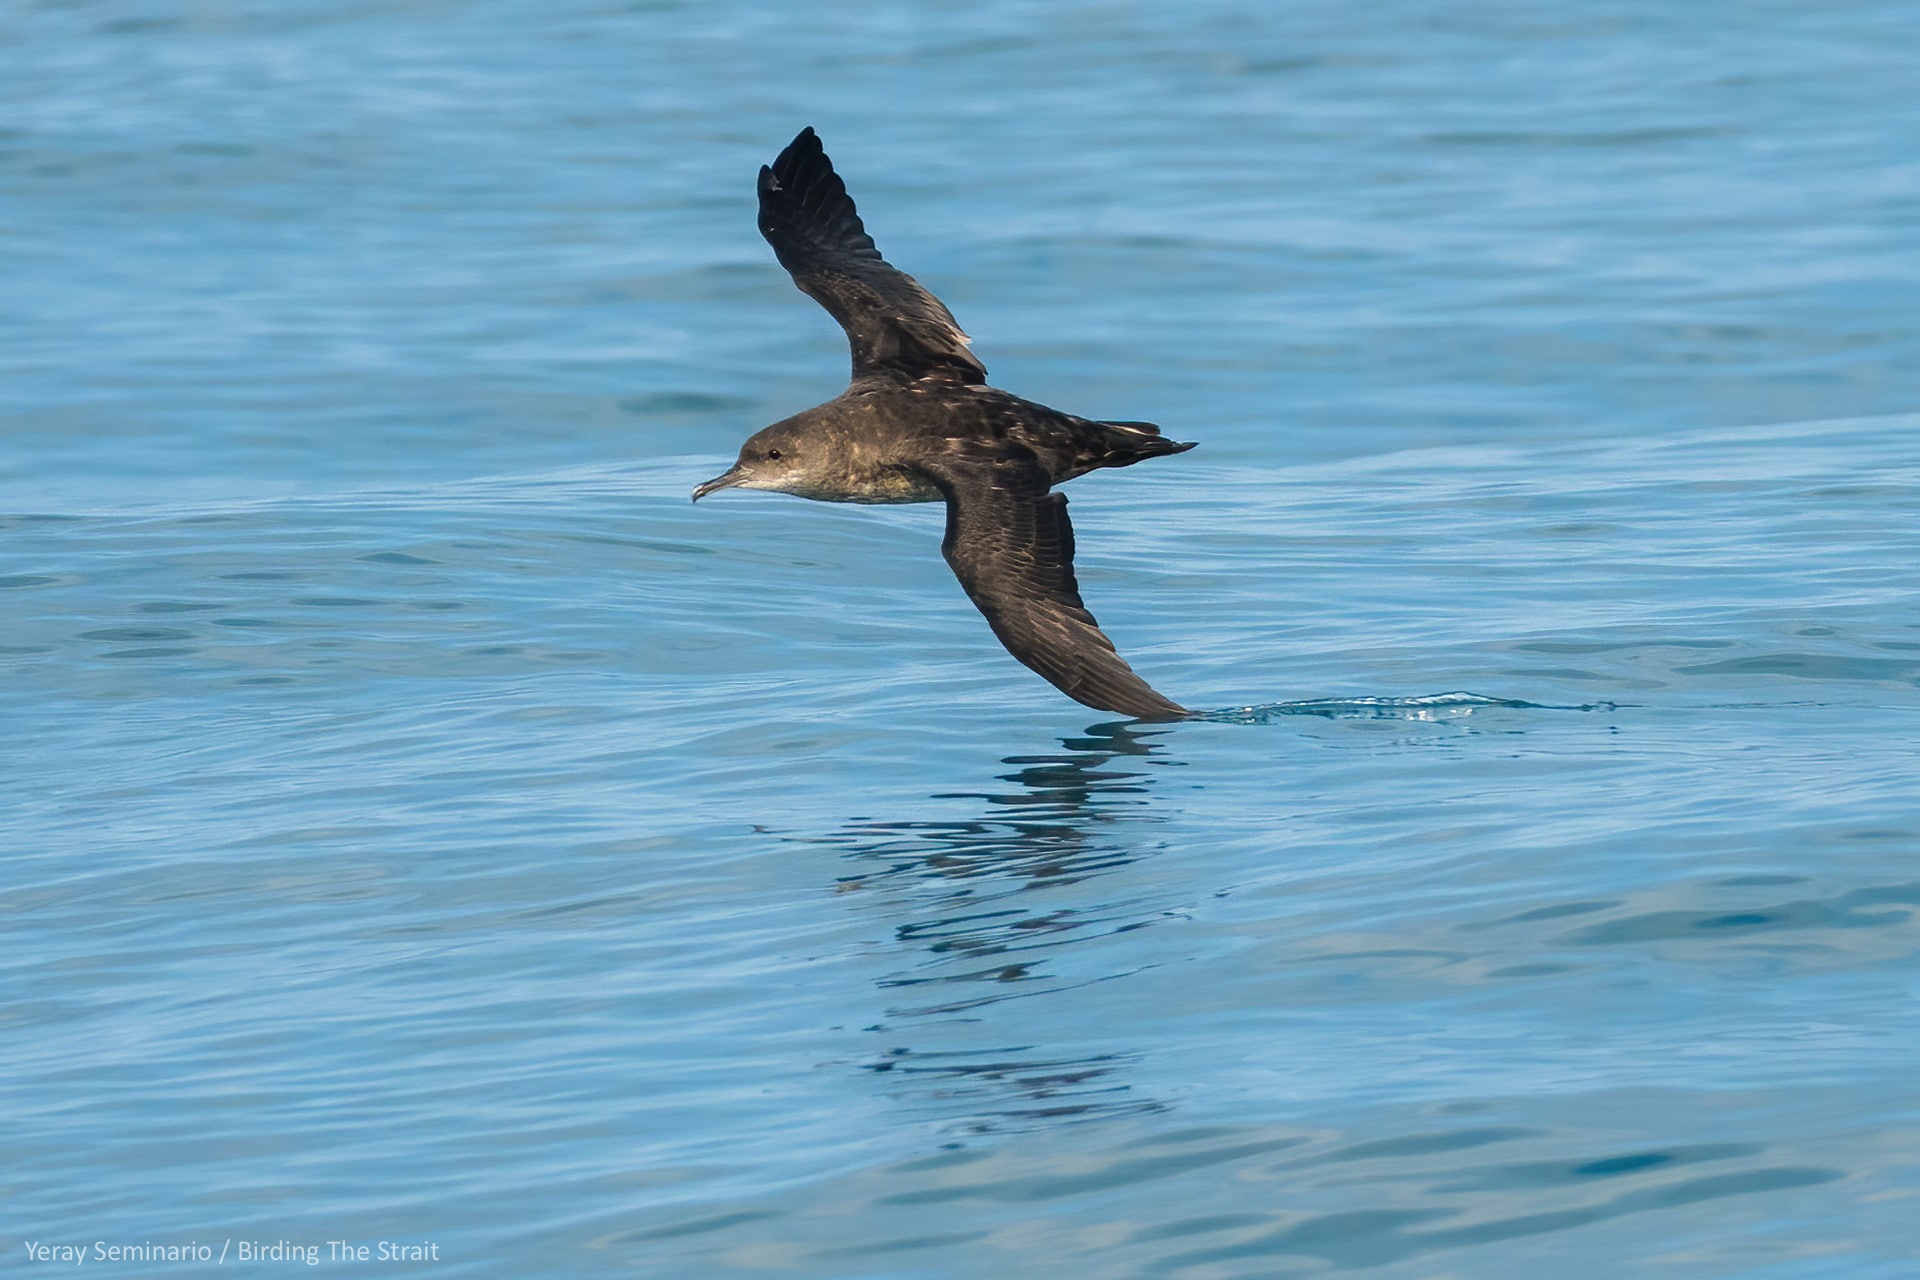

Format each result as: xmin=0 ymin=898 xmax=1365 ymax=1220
xmin=694 ymin=127 xmax=1193 ymax=719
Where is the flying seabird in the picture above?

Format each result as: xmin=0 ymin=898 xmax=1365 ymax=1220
xmin=693 ymin=127 xmax=1194 ymax=719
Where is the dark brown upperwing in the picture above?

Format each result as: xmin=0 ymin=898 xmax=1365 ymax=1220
xmin=926 ymin=447 xmax=1185 ymax=719
xmin=758 ymin=128 xmax=987 ymax=386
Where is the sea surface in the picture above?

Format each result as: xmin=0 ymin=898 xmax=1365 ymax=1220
xmin=5 ymin=2 xmax=1919 ymax=1276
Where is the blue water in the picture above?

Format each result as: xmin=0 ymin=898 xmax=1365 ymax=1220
xmin=5 ymin=2 xmax=1919 ymax=1276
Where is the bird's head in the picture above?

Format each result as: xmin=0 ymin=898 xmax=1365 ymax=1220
xmin=691 ymin=421 xmax=817 ymax=502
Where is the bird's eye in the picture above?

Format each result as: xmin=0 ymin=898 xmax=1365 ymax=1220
xmin=767 ymin=449 xmax=783 ymax=461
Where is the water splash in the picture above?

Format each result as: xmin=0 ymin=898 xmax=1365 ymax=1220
xmin=1193 ymin=692 xmax=1619 ymax=724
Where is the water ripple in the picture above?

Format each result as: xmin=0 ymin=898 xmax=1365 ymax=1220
xmin=6 ymin=1 xmax=1920 ymax=1272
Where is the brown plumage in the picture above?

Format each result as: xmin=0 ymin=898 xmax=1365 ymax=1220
xmin=694 ymin=128 xmax=1194 ymax=719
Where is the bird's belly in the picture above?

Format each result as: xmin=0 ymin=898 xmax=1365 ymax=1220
xmin=830 ymin=471 xmax=944 ymax=504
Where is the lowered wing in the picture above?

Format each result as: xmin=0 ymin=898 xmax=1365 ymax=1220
xmin=926 ymin=447 xmax=1185 ymax=719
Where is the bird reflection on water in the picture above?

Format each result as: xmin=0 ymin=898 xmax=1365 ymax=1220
xmin=796 ymin=695 xmax=1607 ymax=1132
xmin=824 ymin=720 xmax=1170 ymax=896
xmin=805 ymin=720 xmax=1182 ymax=1132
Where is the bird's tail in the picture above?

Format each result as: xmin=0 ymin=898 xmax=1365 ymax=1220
xmin=1094 ymin=419 xmax=1198 ymax=468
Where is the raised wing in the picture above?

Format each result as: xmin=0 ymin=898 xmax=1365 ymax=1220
xmin=927 ymin=448 xmax=1185 ymax=719
xmin=758 ymin=127 xmax=987 ymax=386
